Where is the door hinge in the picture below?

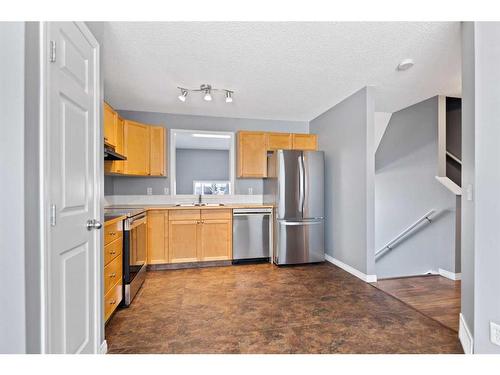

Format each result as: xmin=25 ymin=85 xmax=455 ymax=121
xmin=49 ymin=41 xmax=56 ymax=63
xmin=50 ymin=204 xmax=56 ymax=226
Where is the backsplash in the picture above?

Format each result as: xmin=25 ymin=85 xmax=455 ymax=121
xmin=104 ymin=194 xmax=264 ymax=207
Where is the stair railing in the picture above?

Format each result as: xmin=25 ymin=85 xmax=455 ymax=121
xmin=375 ymin=209 xmax=436 ymax=261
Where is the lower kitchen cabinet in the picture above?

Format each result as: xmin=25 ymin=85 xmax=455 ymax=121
xmin=146 ymin=209 xmax=233 ymax=264
xmin=169 ymin=219 xmax=200 ymax=263
xmin=103 ymin=218 xmax=123 ymax=322
xmin=147 ymin=210 xmax=169 ymax=264
xmin=199 ymin=219 xmax=232 ymax=261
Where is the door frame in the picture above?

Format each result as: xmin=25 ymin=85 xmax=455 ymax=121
xmin=39 ymin=21 xmax=103 ymax=353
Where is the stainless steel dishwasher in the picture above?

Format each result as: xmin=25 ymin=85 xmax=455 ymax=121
xmin=232 ymin=208 xmax=272 ymax=262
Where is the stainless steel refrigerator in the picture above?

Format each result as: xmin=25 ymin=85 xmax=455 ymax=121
xmin=264 ymin=150 xmax=325 ymax=265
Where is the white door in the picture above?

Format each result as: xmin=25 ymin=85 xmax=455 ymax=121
xmin=46 ymin=22 xmax=101 ymax=354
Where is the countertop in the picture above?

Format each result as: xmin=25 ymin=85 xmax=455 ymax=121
xmin=105 ymin=204 xmax=273 ymax=211
xmin=104 ymin=214 xmax=127 ymax=225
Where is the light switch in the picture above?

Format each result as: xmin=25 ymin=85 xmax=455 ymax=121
xmin=490 ymin=321 xmax=500 ymax=346
xmin=466 ymin=184 xmax=473 ymax=201
xmin=147 ymin=187 xmax=153 ymax=195
xmin=164 ymin=187 xmax=169 ymax=195
xmin=248 ymin=187 xmax=253 ymax=195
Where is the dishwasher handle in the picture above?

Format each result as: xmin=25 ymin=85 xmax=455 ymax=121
xmin=233 ymin=212 xmax=271 ymax=217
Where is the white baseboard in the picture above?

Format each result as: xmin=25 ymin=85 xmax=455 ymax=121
xmin=459 ymin=313 xmax=473 ymax=354
xmin=325 ymin=254 xmax=377 ymax=283
xmin=439 ymin=268 xmax=462 ymax=281
xmin=99 ymin=340 xmax=108 ymax=354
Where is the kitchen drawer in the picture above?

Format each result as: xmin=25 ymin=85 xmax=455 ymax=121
xmin=169 ymin=209 xmax=200 ymax=221
xmin=104 ymin=237 xmax=122 ymax=265
xmin=104 ymin=280 xmax=122 ymax=322
xmin=201 ymin=209 xmax=232 ymax=221
xmin=104 ymin=254 xmax=122 ymax=295
xmin=104 ymin=221 xmax=123 ymax=246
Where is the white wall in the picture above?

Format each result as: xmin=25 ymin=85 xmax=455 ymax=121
xmin=469 ymin=22 xmax=500 ymax=354
xmin=0 ymin=22 xmax=27 ymax=354
xmin=309 ymin=87 xmax=375 ymax=276
xmin=375 ymin=97 xmax=457 ymax=278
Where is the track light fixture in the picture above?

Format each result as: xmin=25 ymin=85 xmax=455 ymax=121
xmin=177 ymin=84 xmax=234 ymax=103
xmin=178 ymin=89 xmax=188 ymax=102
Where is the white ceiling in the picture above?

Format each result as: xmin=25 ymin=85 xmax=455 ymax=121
xmin=102 ymin=22 xmax=461 ymax=121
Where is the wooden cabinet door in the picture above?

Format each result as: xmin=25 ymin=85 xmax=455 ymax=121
xmin=267 ymin=132 xmax=292 ymax=151
xmin=147 ymin=210 xmax=169 ymax=264
xmin=124 ymin=120 xmax=150 ymax=175
xmin=104 ymin=102 xmax=117 ymax=147
xmin=200 ymin=219 xmax=232 ymax=261
xmin=149 ymin=126 xmax=166 ymax=176
xmin=237 ymin=131 xmax=268 ymax=178
xmin=105 ymin=117 xmax=125 ymax=174
xmin=292 ymin=134 xmax=318 ymax=151
xmin=169 ymin=220 xmax=200 ymax=263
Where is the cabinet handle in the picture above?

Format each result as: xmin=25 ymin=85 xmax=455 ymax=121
xmin=110 ymin=250 xmax=116 ymax=255
xmin=110 ymin=300 xmax=116 ymax=305
xmin=110 ymin=273 xmax=116 ymax=278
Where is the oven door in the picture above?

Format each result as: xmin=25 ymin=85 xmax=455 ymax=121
xmin=125 ymin=213 xmax=147 ymax=283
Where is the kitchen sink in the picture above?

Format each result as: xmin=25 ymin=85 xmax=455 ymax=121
xmin=174 ymin=203 xmax=225 ymax=207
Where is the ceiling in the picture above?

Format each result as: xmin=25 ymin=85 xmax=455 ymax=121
xmin=101 ymin=22 xmax=461 ymax=121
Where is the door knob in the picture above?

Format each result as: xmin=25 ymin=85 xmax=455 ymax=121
xmin=86 ymin=219 xmax=102 ymax=231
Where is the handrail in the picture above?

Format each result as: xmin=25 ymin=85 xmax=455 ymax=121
xmin=375 ymin=209 xmax=436 ymax=260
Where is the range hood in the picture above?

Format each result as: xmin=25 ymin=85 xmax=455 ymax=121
xmin=104 ymin=144 xmax=127 ymax=161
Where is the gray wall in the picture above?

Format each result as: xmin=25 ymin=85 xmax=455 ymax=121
xmin=461 ymin=21 xmax=476 ymax=339
xmin=0 ymin=22 xmax=27 ymax=353
xmin=375 ymin=97 xmax=457 ymax=278
xmin=176 ymin=149 xmax=229 ymax=194
xmin=469 ymin=22 xmax=500 ymax=354
xmin=105 ymin=110 xmax=309 ymax=196
xmin=309 ymin=87 xmax=375 ymax=275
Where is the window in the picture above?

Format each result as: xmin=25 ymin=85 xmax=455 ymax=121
xmin=193 ymin=180 xmax=231 ymax=195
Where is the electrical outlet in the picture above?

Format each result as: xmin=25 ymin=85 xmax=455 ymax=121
xmin=147 ymin=187 xmax=153 ymax=195
xmin=164 ymin=187 xmax=169 ymax=195
xmin=248 ymin=187 xmax=253 ymax=195
xmin=490 ymin=321 xmax=500 ymax=346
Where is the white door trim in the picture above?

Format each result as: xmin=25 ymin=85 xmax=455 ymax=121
xmin=39 ymin=21 xmax=102 ymax=353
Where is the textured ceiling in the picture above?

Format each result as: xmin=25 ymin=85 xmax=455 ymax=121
xmin=102 ymin=22 xmax=461 ymax=121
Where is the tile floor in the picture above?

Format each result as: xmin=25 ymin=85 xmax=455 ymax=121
xmin=105 ymin=262 xmax=463 ymax=354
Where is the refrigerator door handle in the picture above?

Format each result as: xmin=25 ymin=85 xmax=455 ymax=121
xmin=298 ymin=154 xmax=305 ymax=215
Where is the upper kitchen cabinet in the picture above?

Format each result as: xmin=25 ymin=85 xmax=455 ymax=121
xmin=237 ymin=131 xmax=268 ymax=178
xmin=237 ymin=131 xmax=320 ymax=177
xmin=105 ymin=116 xmax=126 ymax=174
xmin=104 ymin=102 xmax=118 ymax=147
xmin=267 ymin=132 xmax=292 ymax=151
xmin=149 ymin=126 xmax=167 ymax=176
xmin=123 ymin=120 xmax=151 ymax=176
xmin=292 ymin=133 xmax=318 ymax=151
